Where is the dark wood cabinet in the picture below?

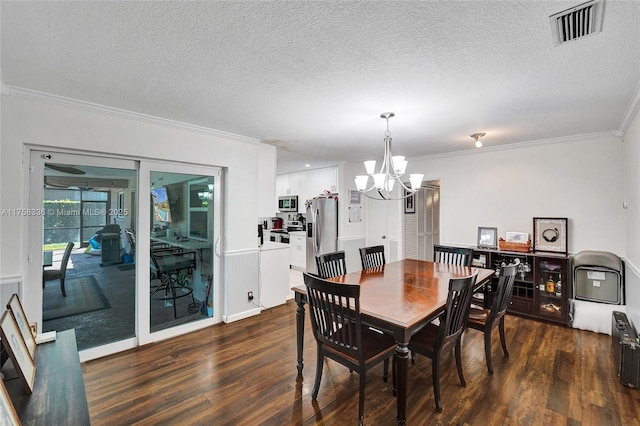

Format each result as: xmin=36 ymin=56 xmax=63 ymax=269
xmin=469 ymin=247 xmax=569 ymax=325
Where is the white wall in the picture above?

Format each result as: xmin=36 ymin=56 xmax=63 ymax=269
xmin=0 ymin=91 xmax=269 ymax=322
xmin=622 ymin=101 xmax=640 ymax=326
xmin=405 ymin=134 xmax=626 ymax=255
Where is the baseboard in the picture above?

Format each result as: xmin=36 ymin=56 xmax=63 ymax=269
xmin=223 ymin=307 xmax=262 ymax=323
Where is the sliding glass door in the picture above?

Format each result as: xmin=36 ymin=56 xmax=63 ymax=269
xmin=139 ymin=162 xmax=222 ymax=343
xmin=28 ymin=151 xmax=138 ymax=359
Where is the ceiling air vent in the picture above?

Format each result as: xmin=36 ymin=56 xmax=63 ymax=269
xmin=549 ymin=0 xmax=604 ymax=46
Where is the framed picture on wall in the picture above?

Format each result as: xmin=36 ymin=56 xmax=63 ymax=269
xmin=533 ymin=217 xmax=568 ymax=254
xmin=477 ymin=227 xmax=498 ymax=249
xmin=404 ymin=190 xmax=415 ymax=214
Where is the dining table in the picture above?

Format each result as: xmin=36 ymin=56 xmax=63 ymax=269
xmin=292 ymin=258 xmax=495 ymax=425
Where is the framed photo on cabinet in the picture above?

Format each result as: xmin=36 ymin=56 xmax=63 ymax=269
xmin=0 ymin=380 xmax=20 ymax=426
xmin=7 ymin=294 xmax=36 ymax=359
xmin=0 ymin=310 xmax=36 ymax=394
xmin=533 ymin=217 xmax=568 ymax=254
xmin=477 ymin=227 xmax=498 ymax=249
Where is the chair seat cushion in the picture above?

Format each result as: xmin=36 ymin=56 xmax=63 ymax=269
xmin=468 ymin=305 xmax=489 ymax=325
xmin=43 ymin=270 xmax=62 ymax=281
xmin=325 ymin=323 xmax=396 ymax=363
xmin=408 ymin=323 xmax=439 ymax=355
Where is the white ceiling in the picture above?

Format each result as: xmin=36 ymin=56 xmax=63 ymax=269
xmin=2 ymin=1 xmax=639 ymax=174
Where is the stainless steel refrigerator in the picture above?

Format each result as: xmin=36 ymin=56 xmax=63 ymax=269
xmin=306 ymin=195 xmax=338 ymax=275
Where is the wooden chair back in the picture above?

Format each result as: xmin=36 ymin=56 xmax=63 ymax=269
xmin=438 ymin=274 xmax=477 ymax=347
xmin=315 ymin=250 xmax=347 ymax=279
xmin=433 ymin=244 xmax=473 ymax=266
xmin=489 ymin=264 xmax=518 ymax=322
xmin=303 ymin=272 xmax=363 ymax=362
xmin=359 ymin=245 xmax=385 ymax=270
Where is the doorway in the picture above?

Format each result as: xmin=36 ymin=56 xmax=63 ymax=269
xmin=404 ymin=180 xmax=440 ymax=261
xmin=31 ymin=151 xmax=138 ymax=355
xmin=29 ymin=150 xmax=223 ymax=360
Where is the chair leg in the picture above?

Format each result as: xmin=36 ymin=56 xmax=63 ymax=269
xmin=392 ymin=355 xmax=397 ymax=396
xmin=311 ymin=346 xmax=324 ymax=400
xmin=60 ymin=277 xmax=66 ymax=297
xmin=455 ymin=338 xmax=466 ymax=387
xmin=499 ymin=317 xmax=509 ymax=358
xmin=484 ymin=326 xmax=494 ymax=375
xmin=358 ymin=372 xmax=365 ymax=426
xmin=432 ymin=353 xmax=442 ymax=412
xmin=383 ymin=358 xmax=389 ymax=382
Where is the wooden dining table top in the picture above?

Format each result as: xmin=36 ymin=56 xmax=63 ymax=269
xmin=295 ymin=258 xmax=495 ymax=332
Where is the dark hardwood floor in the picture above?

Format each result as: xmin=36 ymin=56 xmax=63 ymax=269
xmin=82 ymin=300 xmax=640 ymax=425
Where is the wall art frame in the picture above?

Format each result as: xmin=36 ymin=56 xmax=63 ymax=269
xmin=404 ymin=190 xmax=415 ymax=214
xmin=477 ymin=227 xmax=498 ymax=249
xmin=533 ymin=217 xmax=568 ymax=254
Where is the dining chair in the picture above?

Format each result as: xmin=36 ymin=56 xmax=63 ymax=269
xmin=404 ymin=273 xmax=477 ymax=412
xmin=467 ymin=263 xmax=518 ymax=374
xmin=315 ymin=250 xmax=347 ymax=279
xmin=43 ymin=241 xmax=74 ymax=297
xmin=359 ymin=245 xmax=385 ymax=270
xmin=433 ymin=244 xmax=473 ymax=266
xmin=303 ymin=272 xmax=397 ymax=426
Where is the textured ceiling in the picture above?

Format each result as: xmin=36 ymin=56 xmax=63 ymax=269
xmin=2 ymin=1 xmax=639 ymax=174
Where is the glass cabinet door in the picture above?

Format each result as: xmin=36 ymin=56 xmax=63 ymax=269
xmin=535 ymin=257 xmax=566 ymax=321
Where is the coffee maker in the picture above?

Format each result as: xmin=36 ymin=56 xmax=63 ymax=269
xmin=272 ymin=217 xmax=283 ymax=229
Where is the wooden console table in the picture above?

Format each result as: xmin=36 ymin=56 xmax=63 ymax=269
xmin=2 ymin=329 xmax=90 ymax=425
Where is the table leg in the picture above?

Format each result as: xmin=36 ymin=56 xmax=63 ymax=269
xmin=295 ymin=293 xmax=306 ymax=376
xmin=395 ymin=342 xmax=410 ymax=425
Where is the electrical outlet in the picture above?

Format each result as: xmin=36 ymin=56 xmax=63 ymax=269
xmin=248 ymin=291 xmax=254 ymax=301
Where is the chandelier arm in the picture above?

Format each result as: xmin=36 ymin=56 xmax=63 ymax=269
xmin=358 ymin=188 xmax=419 ymax=201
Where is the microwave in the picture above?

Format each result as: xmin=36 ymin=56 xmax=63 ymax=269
xmin=278 ymin=195 xmax=298 ymax=212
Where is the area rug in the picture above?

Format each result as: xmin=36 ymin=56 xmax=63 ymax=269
xmin=43 ymin=275 xmax=111 ymax=321
xmin=117 ymin=263 xmax=135 ymax=271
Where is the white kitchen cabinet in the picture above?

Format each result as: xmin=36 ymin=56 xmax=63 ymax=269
xmin=321 ymin=167 xmax=338 ymax=194
xmin=276 ymin=174 xmax=288 ymax=197
xmin=289 ymin=232 xmax=306 ymax=270
xmin=276 ymin=166 xmax=338 ymax=213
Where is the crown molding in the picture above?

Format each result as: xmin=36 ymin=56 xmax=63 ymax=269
xmin=1 ymin=85 xmax=261 ymax=144
xmin=410 ymin=130 xmax=621 ymax=162
xmin=617 ymin=80 xmax=640 ymax=137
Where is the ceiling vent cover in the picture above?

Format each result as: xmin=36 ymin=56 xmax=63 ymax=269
xmin=550 ymin=0 xmax=604 ymax=46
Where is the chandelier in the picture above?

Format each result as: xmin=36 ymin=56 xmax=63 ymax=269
xmin=354 ymin=112 xmax=424 ymax=200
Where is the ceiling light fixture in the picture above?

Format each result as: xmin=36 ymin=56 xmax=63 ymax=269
xmin=471 ymin=132 xmax=485 ymax=148
xmin=354 ymin=112 xmax=424 ymax=200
